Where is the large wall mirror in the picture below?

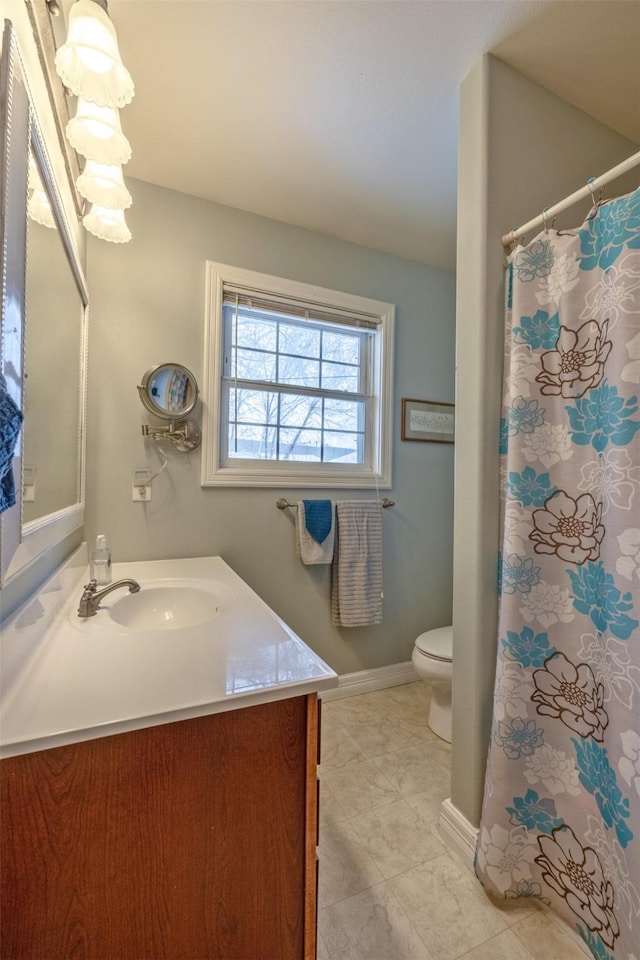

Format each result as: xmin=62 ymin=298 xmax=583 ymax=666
xmin=0 ymin=20 xmax=88 ymax=587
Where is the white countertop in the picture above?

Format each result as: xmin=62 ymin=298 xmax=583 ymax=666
xmin=0 ymin=548 xmax=337 ymax=758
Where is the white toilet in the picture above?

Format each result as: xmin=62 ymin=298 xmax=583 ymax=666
xmin=411 ymin=626 xmax=453 ymax=743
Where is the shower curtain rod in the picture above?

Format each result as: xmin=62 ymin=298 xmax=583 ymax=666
xmin=501 ymin=149 xmax=640 ymax=248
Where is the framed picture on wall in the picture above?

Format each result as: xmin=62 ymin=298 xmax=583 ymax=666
xmin=401 ymin=398 xmax=455 ymax=443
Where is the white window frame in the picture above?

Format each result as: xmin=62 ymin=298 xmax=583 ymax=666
xmin=201 ymin=262 xmax=395 ymax=488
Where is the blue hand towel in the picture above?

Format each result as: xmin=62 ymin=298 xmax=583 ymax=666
xmin=0 ymin=374 xmax=23 ymax=514
xmin=303 ymin=499 xmax=333 ymax=544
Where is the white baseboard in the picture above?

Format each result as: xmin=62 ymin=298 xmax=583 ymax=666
xmin=438 ymin=798 xmax=479 ymax=872
xmin=319 ymin=661 xmax=419 ymax=701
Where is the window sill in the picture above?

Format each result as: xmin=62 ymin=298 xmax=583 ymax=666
xmin=201 ymin=464 xmax=392 ymax=489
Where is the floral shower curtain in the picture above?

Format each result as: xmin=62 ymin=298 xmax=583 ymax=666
xmin=475 ymin=186 xmax=640 ymax=960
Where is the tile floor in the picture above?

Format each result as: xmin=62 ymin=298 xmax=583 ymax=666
xmin=316 ymin=682 xmax=588 ymax=960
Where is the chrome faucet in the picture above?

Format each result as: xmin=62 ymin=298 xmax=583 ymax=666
xmin=77 ymin=578 xmax=141 ymax=618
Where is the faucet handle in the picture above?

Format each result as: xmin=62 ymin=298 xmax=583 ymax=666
xmin=78 ymin=579 xmax=99 ymax=619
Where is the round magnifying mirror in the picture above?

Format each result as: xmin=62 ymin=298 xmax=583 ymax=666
xmin=137 ymin=363 xmax=199 ymax=419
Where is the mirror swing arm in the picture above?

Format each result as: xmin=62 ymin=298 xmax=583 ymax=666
xmin=140 ymin=419 xmax=201 ymax=453
xmin=137 ymin=363 xmax=201 ymax=453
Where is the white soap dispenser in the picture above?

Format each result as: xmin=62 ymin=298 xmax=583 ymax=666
xmin=90 ymin=534 xmax=112 ymax=586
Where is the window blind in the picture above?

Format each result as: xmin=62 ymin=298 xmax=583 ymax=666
xmin=222 ymin=283 xmax=379 ymax=331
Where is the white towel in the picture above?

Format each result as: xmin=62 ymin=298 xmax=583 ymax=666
xmin=331 ymin=501 xmax=383 ymax=626
xmin=297 ymin=501 xmax=336 ymax=564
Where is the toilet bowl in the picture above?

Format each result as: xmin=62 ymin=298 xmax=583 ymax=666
xmin=411 ymin=626 xmax=453 ymax=743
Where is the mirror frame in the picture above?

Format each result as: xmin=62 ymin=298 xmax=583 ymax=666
xmin=0 ymin=21 xmax=89 ymax=587
xmin=137 ymin=363 xmax=199 ymax=420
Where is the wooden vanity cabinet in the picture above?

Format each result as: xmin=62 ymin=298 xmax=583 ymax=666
xmin=1 ymin=693 xmax=320 ymax=960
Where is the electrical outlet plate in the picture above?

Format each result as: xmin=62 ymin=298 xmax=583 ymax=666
xmin=132 ymin=468 xmax=152 ymax=501
xmin=23 ymin=465 xmax=36 ymax=501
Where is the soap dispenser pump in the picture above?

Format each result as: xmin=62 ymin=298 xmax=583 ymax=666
xmin=90 ymin=535 xmax=112 ymax=586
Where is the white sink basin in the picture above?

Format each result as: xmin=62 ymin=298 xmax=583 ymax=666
xmin=106 ymin=581 xmax=224 ymax=631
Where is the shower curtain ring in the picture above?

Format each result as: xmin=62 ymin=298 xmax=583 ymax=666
xmin=542 ymin=207 xmax=557 ymax=234
xmin=587 ymin=177 xmax=602 ymax=205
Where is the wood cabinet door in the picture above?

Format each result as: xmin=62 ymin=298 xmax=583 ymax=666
xmin=1 ymin=695 xmax=317 ymax=960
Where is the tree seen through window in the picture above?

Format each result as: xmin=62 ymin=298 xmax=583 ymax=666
xmin=224 ymin=305 xmax=366 ymax=463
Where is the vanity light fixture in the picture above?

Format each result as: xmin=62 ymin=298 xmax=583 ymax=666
xmin=77 ymin=160 xmax=132 ymax=209
xmin=27 ymin=187 xmax=56 ymax=229
xmin=83 ymin=203 xmax=131 ymax=243
xmin=27 ymin=155 xmax=56 ymax=228
xmin=65 ymin=99 xmax=132 ymax=166
xmin=54 ymin=0 xmax=134 ymax=243
xmin=54 ymin=0 xmax=134 ymax=108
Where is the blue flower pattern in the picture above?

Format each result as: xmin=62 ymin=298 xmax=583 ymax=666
xmin=502 ymin=626 xmax=556 ymax=667
xmin=513 ymin=310 xmax=560 ymax=349
xmin=499 ymin=417 xmax=509 ymax=455
xmin=567 ymin=563 xmax=638 ymax=640
xmin=572 ymin=739 xmax=633 ymax=849
xmin=577 ymin=926 xmax=616 ymax=960
xmin=566 ymin=382 xmax=640 ymax=453
xmin=478 ymin=189 xmax=639 ymax=959
xmin=507 ymin=790 xmax=564 ymax=833
xmin=578 ymin=187 xmax=640 ymax=271
xmin=513 ymin=239 xmax=555 ymax=282
xmin=500 ymin=553 xmax=541 ymax=595
xmin=505 ymin=397 xmax=545 ymax=436
xmin=507 ymin=466 xmax=556 ymax=507
xmin=495 ymin=717 xmax=544 ymax=759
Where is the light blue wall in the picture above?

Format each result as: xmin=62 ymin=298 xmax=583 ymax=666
xmin=86 ymin=178 xmax=456 ymax=675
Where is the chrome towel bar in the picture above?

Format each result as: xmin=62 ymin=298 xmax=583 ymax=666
xmin=276 ymin=497 xmax=395 ymax=510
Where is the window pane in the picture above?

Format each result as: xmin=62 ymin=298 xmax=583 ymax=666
xmin=279 ymin=355 xmax=320 ymax=388
xmin=231 ymin=387 xmax=279 ymax=425
xmin=324 ymin=431 xmax=363 ymax=463
xmin=280 ymin=393 xmax=322 ymax=428
xmin=235 ymin=347 xmax=276 ymax=382
xmin=228 ymin=423 xmax=277 ymax=459
xmin=279 ymin=323 xmax=320 ymax=358
xmin=324 ymin=398 xmax=362 ymax=432
xmin=279 ymin=427 xmax=322 ymax=461
xmin=234 ymin=313 xmax=277 ymax=352
xmin=322 ymin=331 xmax=360 ymax=365
xmin=321 ymin=360 xmax=359 ymax=392
xmin=213 ymin=272 xmax=391 ymax=482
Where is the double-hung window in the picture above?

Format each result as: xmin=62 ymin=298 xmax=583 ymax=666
xmin=202 ymin=262 xmax=394 ymax=487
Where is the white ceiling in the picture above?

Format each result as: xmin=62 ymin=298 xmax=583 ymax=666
xmin=103 ymin=0 xmax=640 ymax=270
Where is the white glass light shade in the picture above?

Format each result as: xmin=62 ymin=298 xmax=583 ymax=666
xmin=83 ymin=203 xmax=131 ymax=243
xmin=66 ymin=99 xmax=132 ymax=165
xmin=77 ymin=160 xmax=132 ymax=209
xmin=54 ymin=0 xmax=134 ymax=108
xmin=28 ymin=188 xmax=56 ymax=229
